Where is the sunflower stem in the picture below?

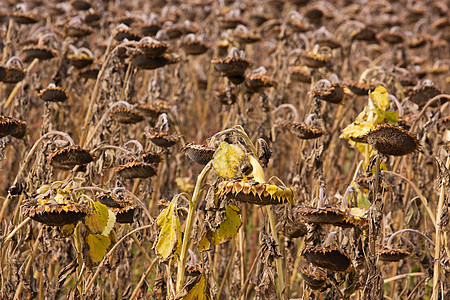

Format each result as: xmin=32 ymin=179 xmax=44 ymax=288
xmin=266 ymin=206 xmax=286 ymax=300
xmin=432 ymin=154 xmax=450 ymax=300
xmin=176 ymin=162 xmax=212 ymax=293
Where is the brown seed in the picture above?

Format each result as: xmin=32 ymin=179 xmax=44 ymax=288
xmin=64 ymin=24 xmax=93 ymax=38
xmin=23 ymin=45 xmax=57 ymax=61
xmin=112 ymin=205 xmax=135 ymax=223
xmin=67 ymin=53 xmax=94 ymax=69
xmin=287 ymin=19 xmax=310 ymax=33
xmin=95 ymin=192 xmax=123 ymax=208
xmin=113 ymin=28 xmax=142 ymax=41
xmin=135 ymin=100 xmax=171 ymax=120
xmin=351 ymin=27 xmax=377 ymax=42
xmin=182 ymin=143 xmax=216 ymax=165
xmin=233 ymin=32 xmax=261 ymax=44
xmin=110 ymin=108 xmax=144 ymax=124
xmin=0 ymin=66 xmax=5 ymax=82
xmin=345 ymin=81 xmax=376 ymax=96
xmin=145 ymin=129 xmax=181 ymax=147
xmin=181 ymin=40 xmax=209 ymax=55
xmin=10 ymin=119 xmax=27 ymax=139
xmin=2 ymin=66 xmax=26 ymax=83
xmin=212 ymin=57 xmax=250 ymax=78
xmin=217 ymin=180 xmax=294 ymax=205
xmin=135 ymin=22 xmax=162 ymax=36
xmin=296 ymin=206 xmax=347 ymax=224
xmin=289 ymin=67 xmax=311 ymax=83
xmin=313 ymin=84 xmax=344 ymax=103
xmin=245 ymin=73 xmax=277 ymax=93
xmin=116 ymin=161 xmax=157 ymax=179
xmin=71 ymin=0 xmax=91 ymax=10
xmin=285 ymin=122 xmax=325 ymax=140
xmin=39 ymin=86 xmax=68 ymax=102
xmin=138 ymin=41 xmax=168 ymax=57
xmin=363 ymin=125 xmax=420 ymax=156
xmin=315 ymin=37 xmax=341 ymax=49
xmin=300 ymin=267 xmax=327 ymax=290
xmin=28 ymin=202 xmax=88 ymax=226
xmin=302 ymin=245 xmax=352 ymax=272
xmin=406 ymin=85 xmax=444 ymax=107
xmin=0 ymin=116 xmax=21 ymax=138
xmin=77 ymin=64 xmax=100 ymax=79
xmin=377 ymin=32 xmax=405 ymax=44
xmin=10 ymin=12 xmax=39 ymax=24
xmin=378 ymin=247 xmax=410 ymax=262
xmin=300 ymin=52 xmax=330 ymax=68
xmin=217 ymin=17 xmax=245 ymax=29
xmin=50 ymin=146 xmax=93 ymax=169
xmin=141 ymin=151 xmax=162 ymax=165
xmin=130 ymin=52 xmax=176 ymax=70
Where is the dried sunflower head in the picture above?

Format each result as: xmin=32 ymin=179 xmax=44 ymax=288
xmin=302 ymin=245 xmax=352 ymax=272
xmin=115 ymin=161 xmax=157 ymax=179
xmin=182 ymin=143 xmax=216 ymax=165
xmin=39 ymin=85 xmax=68 ymax=102
xmin=300 ymin=266 xmax=327 ymax=290
xmin=110 ymin=108 xmax=145 ymax=124
xmin=378 ymin=247 xmax=410 ymax=262
xmin=354 ymin=125 xmax=419 ymax=156
xmin=50 ymin=146 xmax=94 ymax=169
xmin=25 ymin=200 xmax=88 ymax=226
xmin=217 ymin=180 xmax=294 ymax=205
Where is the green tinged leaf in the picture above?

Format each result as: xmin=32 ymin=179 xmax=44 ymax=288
xmin=370 ymin=86 xmax=389 ymax=110
xmin=156 ymin=198 xmax=182 ymax=259
xmin=357 ymin=190 xmax=370 ymax=209
xmin=85 ymin=201 xmax=116 ymax=236
xmin=198 ymin=205 xmax=242 ymax=252
xmin=182 ymin=274 xmax=211 ymax=300
xmin=85 ymin=234 xmax=111 ymax=264
xmin=212 ymin=141 xmax=247 ymax=179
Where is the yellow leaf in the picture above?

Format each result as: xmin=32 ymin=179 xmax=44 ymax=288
xmin=198 ymin=232 xmax=211 ymax=252
xmin=212 ymin=141 xmax=247 ymax=179
xmin=61 ymin=224 xmax=75 ymax=237
xmin=369 ymin=86 xmax=389 ymax=110
xmin=199 ymin=205 xmax=241 ymax=252
xmin=156 ymin=198 xmax=182 ymax=259
xmin=175 ymin=177 xmax=195 ymax=193
xmin=248 ymin=155 xmax=265 ymax=183
xmin=36 ymin=184 xmax=51 ymax=195
xmin=182 ymin=274 xmax=211 ymax=300
xmin=85 ymin=201 xmax=116 ymax=236
xmin=85 ymin=234 xmax=111 ymax=264
xmin=340 ymin=122 xmax=374 ymax=140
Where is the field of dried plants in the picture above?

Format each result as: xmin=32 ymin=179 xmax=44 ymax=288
xmin=0 ymin=0 xmax=449 ymax=299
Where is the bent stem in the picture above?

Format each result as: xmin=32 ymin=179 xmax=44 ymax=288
xmin=176 ymin=162 xmax=212 ymax=293
xmin=266 ymin=207 xmax=286 ymax=300
xmin=386 ymin=229 xmax=434 ymax=248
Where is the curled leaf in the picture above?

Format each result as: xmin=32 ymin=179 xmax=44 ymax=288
xmin=85 ymin=201 xmax=116 ymax=236
xmin=198 ymin=204 xmax=242 ymax=252
xmin=85 ymin=234 xmax=112 ymax=265
xmin=370 ymin=86 xmax=389 ymax=110
xmin=156 ymin=198 xmax=182 ymax=259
